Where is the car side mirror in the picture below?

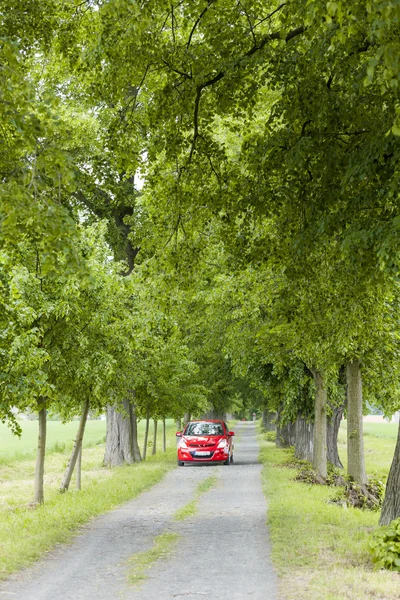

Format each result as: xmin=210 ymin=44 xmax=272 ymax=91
xmin=228 ymin=431 xmax=235 ymax=436
xmin=176 ymin=431 xmax=183 ymax=437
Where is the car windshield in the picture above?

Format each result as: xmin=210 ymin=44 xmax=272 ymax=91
xmin=184 ymin=422 xmax=224 ymax=436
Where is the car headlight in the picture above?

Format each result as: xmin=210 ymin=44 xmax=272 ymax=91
xmin=217 ymin=439 xmax=227 ymax=449
xmin=179 ymin=439 xmax=188 ymax=449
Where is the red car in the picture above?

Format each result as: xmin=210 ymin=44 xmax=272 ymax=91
xmin=176 ymin=420 xmax=235 ymax=466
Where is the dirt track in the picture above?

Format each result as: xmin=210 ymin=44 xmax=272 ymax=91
xmin=0 ymin=422 xmax=278 ymax=599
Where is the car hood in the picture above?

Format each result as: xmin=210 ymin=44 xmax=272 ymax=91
xmin=183 ymin=435 xmax=223 ymax=446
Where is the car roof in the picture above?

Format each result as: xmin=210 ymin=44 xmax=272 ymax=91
xmin=187 ymin=420 xmax=224 ymax=423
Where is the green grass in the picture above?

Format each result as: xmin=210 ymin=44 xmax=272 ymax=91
xmin=173 ymin=499 xmax=198 ymax=521
xmin=362 ymin=422 xmax=398 ymax=439
xmin=260 ymin=421 xmax=400 ymax=600
xmin=126 ymin=532 xmax=180 ymax=585
xmin=197 ymin=474 xmax=218 ymax=494
xmin=173 ymin=473 xmax=218 ymax=521
xmin=0 ymin=418 xmax=179 ymax=463
xmin=0 ymin=420 xmax=178 ymax=579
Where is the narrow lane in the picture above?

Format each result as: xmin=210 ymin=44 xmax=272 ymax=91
xmin=129 ymin=422 xmax=278 ymax=600
xmin=0 ymin=422 xmax=277 ymax=600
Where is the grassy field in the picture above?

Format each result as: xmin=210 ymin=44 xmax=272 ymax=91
xmin=0 ymin=418 xmax=178 ymax=579
xmin=0 ymin=420 xmax=107 ymax=463
xmin=260 ymin=421 xmax=400 ymax=600
xmin=338 ymin=421 xmax=398 ymax=478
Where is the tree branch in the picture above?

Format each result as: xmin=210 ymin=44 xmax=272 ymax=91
xmin=306 ymin=130 xmax=369 ymax=137
xmin=188 ymin=25 xmax=305 ymax=160
xmin=187 ymin=0 xmax=216 ymax=49
xmin=171 ymin=3 xmax=177 ymax=46
xmin=238 ymin=0 xmax=257 ymax=45
xmin=122 ymin=63 xmax=152 ymax=120
xmin=162 ymin=59 xmax=192 ymax=79
xmin=252 ymin=3 xmax=287 ymax=30
xmin=246 ymin=25 xmax=305 ymax=58
xmin=301 ymin=119 xmax=312 ymax=136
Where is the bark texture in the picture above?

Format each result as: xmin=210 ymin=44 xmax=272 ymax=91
xmin=33 ymin=397 xmax=47 ymax=504
xmin=143 ymin=410 xmax=150 ymax=460
xmin=183 ymin=412 xmax=191 ymax=426
xmin=162 ymin=418 xmax=166 ymax=452
xmin=76 ymin=445 xmax=82 ymax=491
xmin=202 ymin=409 xmax=226 ymax=420
xmin=131 ymin=404 xmax=142 ymax=462
xmin=327 ymin=404 xmax=344 ymax=468
xmin=380 ymin=420 xmax=400 ymax=525
xmin=295 ymin=416 xmax=314 ymax=462
xmin=346 ymin=360 xmax=367 ymax=485
xmin=104 ymin=398 xmax=141 ymax=466
xmin=262 ymin=411 xmax=276 ymax=431
xmin=152 ymin=419 xmax=158 ymax=455
xmin=312 ymin=370 xmax=327 ymax=478
xmin=276 ymin=422 xmax=296 ymax=447
xmin=60 ymin=399 xmax=90 ymax=492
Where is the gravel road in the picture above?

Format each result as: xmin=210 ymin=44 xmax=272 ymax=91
xmin=0 ymin=422 xmax=278 ymax=600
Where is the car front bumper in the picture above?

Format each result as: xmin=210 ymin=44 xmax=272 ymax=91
xmin=177 ymin=447 xmax=229 ymax=462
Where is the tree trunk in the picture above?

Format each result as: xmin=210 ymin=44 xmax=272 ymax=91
xmin=312 ymin=369 xmax=327 ymax=478
xmin=183 ymin=412 xmax=191 ymax=426
xmin=143 ymin=409 xmax=150 ymax=460
xmin=380 ymin=420 xmax=400 ymax=525
xmin=162 ymin=418 xmax=166 ymax=452
xmin=276 ymin=422 xmax=296 ymax=447
xmin=262 ymin=410 xmax=276 ymax=432
xmin=60 ymin=399 xmax=90 ymax=493
xmin=131 ymin=403 xmax=142 ymax=462
xmin=327 ymin=404 xmax=344 ymax=468
xmin=176 ymin=418 xmax=182 ymax=431
xmin=33 ymin=396 xmax=47 ymax=504
xmin=346 ymin=359 xmax=367 ymax=485
xmin=202 ymin=409 xmax=226 ymax=420
xmin=104 ymin=397 xmax=141 ymax=467
xmin=295 ymin=416 xmax=314 ymax=462
xmin=76 ymin=444 xmax=82 ymax=491
xmin=152 ymin=419 xmax=158 ymax=455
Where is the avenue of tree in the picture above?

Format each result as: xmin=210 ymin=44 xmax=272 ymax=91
xmin=1 ymin=1 xmax=400 ymax=524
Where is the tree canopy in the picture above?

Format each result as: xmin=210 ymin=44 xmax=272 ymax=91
xmin=1 ymin=0 xmax=400 ymax=520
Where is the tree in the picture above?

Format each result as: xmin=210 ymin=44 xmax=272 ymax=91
xmin=0 ymin=222 xmax=141 ymax=501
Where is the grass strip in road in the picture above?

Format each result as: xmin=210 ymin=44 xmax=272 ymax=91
xmin=126 ymin=532 xmax=180 ymax=585
xmin=259 ymin=437 xmax=399 ymax=600
xmin=173 ymin=474 xmax=218 ymax=521
xmin=0 ymin=449 xmax=176 ymax=579
xmin=125 ymin=474 xmax=219 ymax=587
xmin=173 ymin=499 xmax=198 ymax=521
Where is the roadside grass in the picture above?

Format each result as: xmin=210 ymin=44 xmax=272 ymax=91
xmin=260 ymin=422 xmax=400 ymax=600
xmin=126 ymin=532 xmax=180 ymax=585
xmin=0 ymin=420 xmax=178 ymax=579
xmin=173 ymin=473 xmax=218 ymax=521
